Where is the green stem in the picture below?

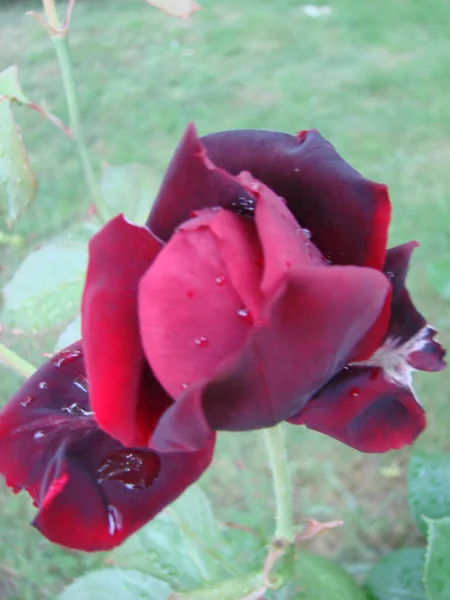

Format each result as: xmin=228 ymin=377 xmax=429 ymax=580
xmin=0 ymin=343 xmax=36 ymax=379
xmin=263 ymin=424 xmax=295 ymax=543
xmin=42 ymin=1 xmax=107 ymax=221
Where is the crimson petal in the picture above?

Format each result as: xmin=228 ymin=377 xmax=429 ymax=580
xmin=0 ymin=343 xmax=215 ymax=551
xmin=288 ymin=365 xmax=426 ymax=452
xmin=383 ymin=243 xmax=446 ymax=372
xmin=202 ymin=129 xmax=391 ymax=269
xmin=82 ymin=214 xmax=169 ymax=447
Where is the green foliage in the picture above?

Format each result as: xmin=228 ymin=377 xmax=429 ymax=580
xmin=364 ymin=548 xmax=427 ymax=600
xmin=407 ymin=453 xmax=450 ymax=536
xmin=172 ymin=571 xmax=264 ymax=599
xmin=100 ymin=164 xmax=160 ymax=224
xmin=58 ymin=568 xmax=172 ymax=600
xmin=424 ymin=517 xmax=450 ymax=600
xmin=1 ymin=240 xmax=87 ymax=333
xmin=428 ymin=259 xmax=450 ymax=301
xmin=54 ymin=314 xmax=81 ymax=351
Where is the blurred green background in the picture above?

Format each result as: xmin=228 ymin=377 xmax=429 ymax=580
xmin=1 ymin=0 xmax=449 ymax=597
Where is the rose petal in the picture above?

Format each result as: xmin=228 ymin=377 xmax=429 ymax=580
xmin=0 ymin=344 xmax=214 ymax=551
xmin=82 ymin=215 xmax=170 ymax=447
xmin=288 ymin=365 xmax=426 ymax=452
xmin=202 ymin=128 xmax=391 ymax=269
xmin=146 ymin=124 xmax=256 ymax=241
xmin=383 ymin=242 xmax=446 ymax=371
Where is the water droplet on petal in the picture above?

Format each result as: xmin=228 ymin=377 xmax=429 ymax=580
xmin=107 ymin=505 xmax=123 ymax=535
xmin=51 ymin=348 xmax=82 ymax=368
xmin=195 ymin=336 xmax=208 ymax=347
xmin=237 ymin=308 xmax=254 ymax=324
xmin=21 ymin=395 xmax=34 ymax=408
xmin=303 ymin=228 xmax=312 ymax=239
xmin=180 ymin=382 xmax=190 ymax=390
xmin=38 ymin=381 xmax=48 ymax=390
xmin=34 ymin=430 xmax=45 ymax=440
xmin=61 ymin=402 xmax=93 ymax=416
xmin=350 ymin=387 xmax=360 ymax=398
xmin=215 ymin=275 xmax=226 ymax=285
xmin=293 ymin=167 xmax=300 ymax=173
xmin=73 ymin=374 xmax=88 ymax=393
xmin=97 ymin=449 xmax=161 ymax=490
xmin=386 ymin=271 xmax=395 ymax=282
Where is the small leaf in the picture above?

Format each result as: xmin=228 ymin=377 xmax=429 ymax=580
xmin=427 ymin=258 xmax=450 ymax=300
xmin=407 ymin=453 xmax=450 ymax=536
xmin=100 ymin=163 xmax=160 ymax=224
xmin=0 ymin=66 xmax=29 ymax=103
xmin=58 ymin=568 xmax=172 ymax=600
xmin=364 ymin=548 xmax=426 ymax=600
xmin=144 ymin=0 xmax=200 ymax=19
xmin=286 ymin=550 xmax=368 ymax=600
xmin=1 ymin=240 xmax=87 ymax=333
xmin=0 ymin=99 xmax=37 ymax=226
xmin=171 ymin=571 xmax=264 ymax=599
xmin=54 ymin=314 xmax=81 ymax=351
xmin=424 ymin=517 xmax=450 ymax=600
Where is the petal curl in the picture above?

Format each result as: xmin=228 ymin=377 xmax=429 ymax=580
xmin=82 ymin=214 xmax=169 ymax=447
xmin=0 ymin=344 xmax=215 ymax=551
xmin=202 ymin=129 xmax=391 ymax=269
xmin=288 ymin=365 xmax=426 ymax=452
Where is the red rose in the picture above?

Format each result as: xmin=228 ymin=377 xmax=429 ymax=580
xmin=0 ymin=124 xmax=445 ymax=551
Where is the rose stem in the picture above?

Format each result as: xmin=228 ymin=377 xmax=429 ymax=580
xmin=0 ymin=342 xmax=36 ymax=379
xmin=262 ymin=424 xmax=295 ymax=543
xmin=41 ymin=0 xmax=108 ymax=222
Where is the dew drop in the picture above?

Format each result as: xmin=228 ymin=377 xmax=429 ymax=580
xmin=21 ymin=395 xmax=34 ymax=408
xmin=107 ymin=505 xmax=123 ymax=536
xmin=386 ymin=271 xmax=395 ymax=282
xmin=349 ymin=387 xmax=360 ymax=397
xmin=303 ymin=228 xmax=312 ymax=239
xmin=51 ymin=347 xmax=82 ymax=368
xmin=38 ymin=381 xmax=48 ymax=390
xmin=237 ymin=308 xmax=254 ymax=324
xmin=61 ymin=402 xmax=93 ymax=417
xmin=293 ymin=167 xmax=300 ymax=173
xmin=194 ymin=336 xmax=208 ymax=347
xmin=34 ymin=430 xmax=45 ymax=440
xmin=73 ymin=374 xmax=88 ymax=393
xmin=215 ymin=275 xmax=226 ymax=285
xmin=97 ymin=448 xmax=161 ymax=490
xmin=180 ymin=382 xmax=190 ymax=390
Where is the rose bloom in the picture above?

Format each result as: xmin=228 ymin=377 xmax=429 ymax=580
xmin=0 ymin=125 xmax=445 ymax=551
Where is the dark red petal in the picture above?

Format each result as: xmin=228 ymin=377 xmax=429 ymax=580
xmin=384 ymin=243 xmax=446 ymax=372
xmin=146 ymin=124 xmax=256 ymax=241
xmin=288 ymin=366 xmax=426 ymax=452
xmin=0 ymin=345 xmax=214 ymax=551
xmin=202 ymin=129 xmax=391 ymax=269
xmin=82 ymin=215 xmax=169 ymax=447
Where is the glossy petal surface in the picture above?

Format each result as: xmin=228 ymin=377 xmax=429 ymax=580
xmin=0 ymin=343 xmax=215 ymax=551
xmin=289 ymin=365 xmax=426 ymax=452
xmin=142 ymin=175 xmax=391 ymax=452
xmin=82 ymin=215 xmax=169 ymax=447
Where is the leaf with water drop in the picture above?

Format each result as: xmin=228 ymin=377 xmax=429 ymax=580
xmin=407 ymin=453 xmax=450 ymax=536
xmin=424 ymin=516 xmax=450 ymax=600
xmin=364 ymin=548 xmax=427 ymax=600
xmin=1 ymin=240 xmax=88 ymax=333
xmin=58 ymin=568 xmax=173 ymax=600
xmin=100 ymin=163 xmax=160 ymax=224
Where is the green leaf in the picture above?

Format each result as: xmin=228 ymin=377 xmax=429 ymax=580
xmin=0 ymin=66 xmax=30 ymax=103
xmin=58 ymin=568 xmax=172 ymax=600
xmin=100 ymin=163 xmax=160 ymax=224
xmin=427 ymin=258 xmax=450 ymax=300
xmin=54 ymin=314 xmax=82 ymax=351
xmin=172 ymin=571 xmax=264 ymax=599
xmin=424 ymin=516 xmax=450 ymax=600
xmin=0 ymin=99 xmax=37 ymax=226
xmin=364 ymin=548 xmax=426 ymax=600
xmin=1 ymin=240 xmax=87 ymax=333
xmin=407 ymin=453 xmax=450 ymax=536
xmin=282 ymin=550 xmax=368 ymax=600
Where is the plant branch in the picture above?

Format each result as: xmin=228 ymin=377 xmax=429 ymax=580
xmin=0 ymin=342 xmax=36 ymax=379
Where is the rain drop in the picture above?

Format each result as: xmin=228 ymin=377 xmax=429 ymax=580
xmin=349 ymin=387 xmax=360 ymax=398
xmin=51 ymin=347 xmax=82 ymax=368
xmin=293 ymin=167 xmax=300 ymax=173
xmin=237 ymin=308 xmax=254 ymax=324
xmin=386 ymin=271 xmax=395 ymax=282
xmin=215 ymin=275 xmax=226 ymax=286
xmin=303 ymin=228 xmax=312 ymax=239
xmin=194 ymin=336 xmax=208 ymax=348
xmin=73 ymin=374 xmax=88 ymax=393
xmin=38 ymin=381 xmax=48 ymax=390
xmin=21 ymin=395 xmax=34 ymax=408
xmin=97 ymin=448 xmax=161 ymax=490
xmin=61 ymin=402 xmax=93 ymax=417
xmin=34 ymin=430 xmax=45 ymax=440
xmin=107 ymin=505 xmax=123 ymax=535
xmin=180 ymin=382 xmax=189 ymax=390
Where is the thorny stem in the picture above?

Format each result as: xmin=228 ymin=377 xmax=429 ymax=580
xmin=0 ymin=342 xmax=36 ymax=379
xmin=262 ymin=424 xmax=295 ymax=543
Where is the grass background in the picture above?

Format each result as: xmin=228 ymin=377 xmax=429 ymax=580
xmin=1 ymin=0 xmax=450 ymax=597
